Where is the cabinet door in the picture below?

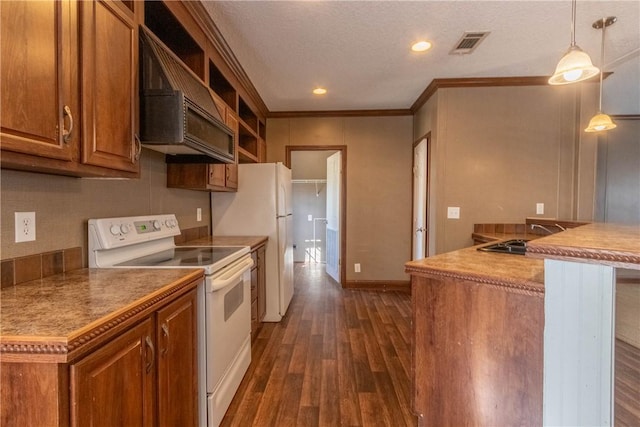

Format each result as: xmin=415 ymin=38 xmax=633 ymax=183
xmin=257 ymin=246 xmax=267 ymax=322
xmin=226 ymin=163 xmax=238 ymax=189
xmin=0 ymin=0 xmax=75 ymax=161
xmin=156 ymin=290 xmax=198 ymax=427
xmin=71 ymin=319 xmax=155 ymax=427
xmin=80 ymin=0 xmax=139 ymax=172
xmin=209 ymin=164 xmax=226 ymax=188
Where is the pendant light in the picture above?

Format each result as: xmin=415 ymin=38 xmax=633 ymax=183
xmin=585 ymin=17 xmax=617 ymax=132
xmin=549 ymin=0 xmax=599 ymax=85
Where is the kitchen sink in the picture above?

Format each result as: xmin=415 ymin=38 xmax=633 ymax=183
xmin=477 ymin=239 xmax=529 ymax=255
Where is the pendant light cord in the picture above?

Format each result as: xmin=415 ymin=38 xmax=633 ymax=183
xmin=570 ymin=0 xmax=577 ymax=46
xmin=598 ymin=17 xmax=606 ymax=112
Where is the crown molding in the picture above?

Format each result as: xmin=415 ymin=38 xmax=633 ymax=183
xmin=410 ymin=75 xmax=611 ymax=113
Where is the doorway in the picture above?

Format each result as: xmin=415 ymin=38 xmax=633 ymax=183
xmin=286 ymin=145 xmax=347 ymax=285
xmin=412 ymin=134 xmax=430 ymax=260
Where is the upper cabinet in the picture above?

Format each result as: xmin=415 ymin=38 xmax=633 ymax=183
xmin=80 ymin=0 xmax=139 ymax=173
xmin=0 ymin=1 xmax=75 ymax=162
xmin=0 ymin=0 xmax=141 ymax=178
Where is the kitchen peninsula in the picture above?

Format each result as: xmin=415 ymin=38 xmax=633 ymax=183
xmin=405 ymin=245 xmax=544 ymax=426
xmin=407 ymin=223 xmax=640 ymax=426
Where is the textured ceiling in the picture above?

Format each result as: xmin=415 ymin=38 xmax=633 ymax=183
xmin=201 ymin=1 xmax=640 ymax=112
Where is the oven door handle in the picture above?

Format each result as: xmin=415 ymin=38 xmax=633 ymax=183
xmin=208 ymin=257 xmax=254 ymax=292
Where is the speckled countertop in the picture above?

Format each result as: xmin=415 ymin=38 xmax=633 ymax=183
xmin=1 ymin=268 xmax=203 ymax=362
xmin=180 ymin=235 xmax=268 ymax=249
xmin=405 ymin=244 xmax=544 ymax=295
xmin=526 ymin=223 xmax=640 ymax=270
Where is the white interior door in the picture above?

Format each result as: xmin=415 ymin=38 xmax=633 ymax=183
xmin=412 ymin=139 xmax=428 ymax=260
xmin=326 ymin=152 xmax=341 ymax=283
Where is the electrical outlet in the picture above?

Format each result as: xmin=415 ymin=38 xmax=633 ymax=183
xmin=447 ymin=207 xmax=460 ymax=219
xmin=307 ymin=214 xmax=313 ymax=222
xmin=197 ymin=208 xmax=202 ymax=222
xmin=354 ymin=263 xmax=361 ymax=273
xmin=536 ymin=203 xmax=544 ymax=215
xmin=15 ymin=212 xmax=36 ymax=243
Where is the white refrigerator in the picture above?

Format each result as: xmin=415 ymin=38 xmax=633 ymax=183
xmin=211 ymin=162 xmax=294 ymax=321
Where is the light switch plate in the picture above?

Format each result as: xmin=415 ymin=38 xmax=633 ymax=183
xmin=197 ymin=208 xmax=202 ymax=222
xmin=308 ymin=214 xmax=313 ymax=222
xmin=536 ymin=203 xmax=544 ymax=215
xmin=15 ymin=212 xmax=36 ymax=243
xmin=447 ymin=207 xmax=460 ymax=219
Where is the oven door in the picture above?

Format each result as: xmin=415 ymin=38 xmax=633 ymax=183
xmin=204 ymin=254 xmax=253 ymax=426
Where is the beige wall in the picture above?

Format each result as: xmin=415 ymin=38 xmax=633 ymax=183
xmin=267 ymin=116 xmax=414 ymax=282
xmin=414 ymin=84 xmax=600 ymax=254
xmin=1 ymin=149 xmax=211 ymax=262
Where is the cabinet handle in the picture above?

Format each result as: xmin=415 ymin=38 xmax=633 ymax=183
xmin=145 ymin=335 xmax=155 ymax=374
xmin=134 ymin=134 xmax=142 ymax=161
xmin=161 ymin=323 xmax=169 ymax=356
xmin=62 ymin=105 xmax=73 ymax=143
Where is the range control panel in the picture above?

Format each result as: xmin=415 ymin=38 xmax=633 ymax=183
xmin=89 ymin=214 xmax=181 ymax=250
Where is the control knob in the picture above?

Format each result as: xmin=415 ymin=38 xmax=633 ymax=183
xmin=109 ymin=224 xmax=121 ymax=236
xmin=120 ymin=224 xmax=129 ymax=234
xmin=153 ymin=220 xmax=161 ymax=230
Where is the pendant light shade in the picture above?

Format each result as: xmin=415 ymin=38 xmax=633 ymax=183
xmin=548 ymin=45 xmax=600 ymax=85
xmin=585 ymin=113 xmax=617 ymax=132
xmin=584 ymin=16 xmax=617 ymax=133
xmin=549 ymin=0 xmax=599 ymax=85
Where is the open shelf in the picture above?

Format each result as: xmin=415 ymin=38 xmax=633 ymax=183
xmin=144 ymin=1 xmax=204 ymax=79
xmin=258 ymin=120 xmax=266 ymax=140
xmin=238 ymin=147 xmax=258 ymax=164
xmin=209 ymin=60 xmax=237 ymax=111
xmin=238 ymin=122 xmax=258 ymax=161
xmin=238 ymin=97 xmax=258 ymax=132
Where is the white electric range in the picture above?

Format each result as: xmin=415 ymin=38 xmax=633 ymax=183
xmin=88 ymin=214 xmax=252 ymax=427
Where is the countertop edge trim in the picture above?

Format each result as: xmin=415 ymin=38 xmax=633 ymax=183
xmin=405 ymin=266 xmax=544 ymax=297
xmin=0 ymin=274 xmax=202 ymax=360
xmin=526 ymin=245 xmax=640 ymax=269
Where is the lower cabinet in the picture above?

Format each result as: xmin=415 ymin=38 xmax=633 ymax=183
xmin=71 ymin=289 xmax=197 ymax=427
xmin=2 ymin=288 xmax=198 ymax=427
xmin=71 ymin=319 xmax=155 ymax=427
xmin=250 ymin=243 xmax=267 ymax=341
xmin=155 ymin=291 xmax=198 ymax=427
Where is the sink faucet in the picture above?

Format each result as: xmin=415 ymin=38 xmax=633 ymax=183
xmin=530 ymin=224 xmax=554 ymax=234
xmin=554 ymin=223 xmax=567 ymax=231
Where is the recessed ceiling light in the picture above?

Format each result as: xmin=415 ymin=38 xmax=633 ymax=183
xmin=411 ymin=40 xmax=432 ymax=52
xmin=313 ymin=87 xmax=327 ymax=95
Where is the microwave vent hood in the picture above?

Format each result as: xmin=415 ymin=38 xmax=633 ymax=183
xmin=139 ymin=27 xmax=234 ymax=163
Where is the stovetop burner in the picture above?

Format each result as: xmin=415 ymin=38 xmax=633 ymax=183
xmin=115 ymin=246 xmax=245 ymax=268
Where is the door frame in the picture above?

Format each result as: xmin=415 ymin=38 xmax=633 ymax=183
xmin=411 ymin=133 xmax=431 ymax=259
xmin=286 ymin=145 xmax=347 ymax=286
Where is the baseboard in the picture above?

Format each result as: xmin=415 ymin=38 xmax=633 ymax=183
xmin=343 ymin=280 xmax=411 ymax=293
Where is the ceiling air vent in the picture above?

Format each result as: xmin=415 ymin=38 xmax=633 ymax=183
xmin=450 ymin=31 xmax=490 ymax=55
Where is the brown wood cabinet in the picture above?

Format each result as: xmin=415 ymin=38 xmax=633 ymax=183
xmin=71 ymin=319 xmax=155 ymax=427
xmin=411 ymin=275 xmax=543 ymax=426
xmin=250 ymin=243 xmax=267 ymax=341
xmin=79 ymin=0 xmax=139 ymax=173
xmin=2 ymin=287 xmax=198 ymax=427
xmin=156 ymin=291 xmax=198 ymax=427
xmin=0 ymin=0 xmax=140 ymax=178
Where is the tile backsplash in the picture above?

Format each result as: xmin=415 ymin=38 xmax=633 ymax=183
xmin=1 ymin=247 xmax=83 ymax=288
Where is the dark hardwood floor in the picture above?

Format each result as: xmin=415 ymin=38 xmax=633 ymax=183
xmin=616 ymin=338 xmax=640 ymax=426
xmin=221 ymin=263 xmax=417 ymax=426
